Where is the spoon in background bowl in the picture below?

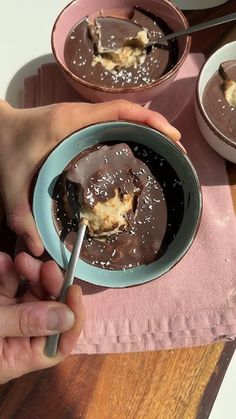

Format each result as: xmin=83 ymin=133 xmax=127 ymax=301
xmin=147 ymin=11 xmax=236 ymax=46
xmin=97 ymin=12 xmax=236 ymax=61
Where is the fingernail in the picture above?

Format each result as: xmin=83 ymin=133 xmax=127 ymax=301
xmin=169 ymin=126 xmax=181 ymax=141
xmin=47 ymin=307 xmax=75 ymax=332
xmin=23 ymin=233 xmax=44 ymax=256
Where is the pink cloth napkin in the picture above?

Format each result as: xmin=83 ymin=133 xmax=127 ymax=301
xmin=24 ymin=54 xmax=236 ymax=353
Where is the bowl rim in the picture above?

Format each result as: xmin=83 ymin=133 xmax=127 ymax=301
xmin=33 ymin=120 xmax=203 ymax=288
xmin=51 ymin=0 xmax=191 ymax=94
xmin=196 ymin=40 xmax=236 ymax=150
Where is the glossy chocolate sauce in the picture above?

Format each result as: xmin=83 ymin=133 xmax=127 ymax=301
xmin=203 ymin=60 xmax=236 ymax=143
xmin=52 ymin=143 xmax=184 ymax=271
xmin=64 ymin=6 xmax=178 ymax=89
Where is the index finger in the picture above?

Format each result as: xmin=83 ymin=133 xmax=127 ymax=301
xmin=54 ymin=100 xmax=181 ymax=143
xmin=14 ymin=252 xmax=64 ymax=298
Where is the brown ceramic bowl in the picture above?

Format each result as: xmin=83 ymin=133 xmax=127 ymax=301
xmin=52 ymin=0 xmax=191 ymax=104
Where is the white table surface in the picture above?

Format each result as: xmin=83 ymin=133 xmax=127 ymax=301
xmin=209 ymin=351 xmax=236 ymax=419
xmin=0 ymin=1 xmax=235 ymax=417
xmin=0 ymin=0 xmax=230 ymax=107
xmin=0 ymin=0 xmax=69 ymax=107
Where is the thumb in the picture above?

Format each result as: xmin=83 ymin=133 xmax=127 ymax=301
xmin=2 ymin=185 xmax=44 ymax=256
xmin=0 ymin=301 xmax=75 ymax=338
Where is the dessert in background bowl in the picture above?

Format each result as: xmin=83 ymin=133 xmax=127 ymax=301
xmin=33 ymin=121 xmax=202 ymax=288
xmin=195 ymin=41 xmax=236 ymax=163
xmin=51 ymin=0 xmax=191 ymax=104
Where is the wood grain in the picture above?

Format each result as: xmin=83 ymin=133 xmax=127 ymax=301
xmin=0 ymin=344 xmax=227 ymax=419
xmin=0 ymin=1 xmax=235 ymax=418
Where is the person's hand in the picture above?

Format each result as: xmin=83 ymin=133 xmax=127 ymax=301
xmin=0 ymin=251 xmax=84 ymax=385
xmin=0 ymin=99 xmax=181 ymax=256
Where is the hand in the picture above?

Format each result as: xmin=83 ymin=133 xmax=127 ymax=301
xmin=0 ymin=251 xmax=84 ymax=385
xmin=0 ymin=99 xmax=181 ymax=256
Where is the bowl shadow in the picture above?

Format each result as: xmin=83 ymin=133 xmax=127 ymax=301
xmin=148 ymin=75 xmax=195 ymax=123
xmin=150 ymin=75 xmax=231 ymax=187
xmin=74 ymin=278 xmax=107 ymax=295
xmin=5 ymin=54 xmax=55 ymax=107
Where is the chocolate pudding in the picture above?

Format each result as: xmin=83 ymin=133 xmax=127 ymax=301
xmin=64 ymin=6 xmax=178 ymax=89
xmin=52 ymin=143 xmax=184 ymax=271
xmin=203 ymin=60 xmax=236 ymax=143
xmin=65 ymin=143 xmax=143 ymax=237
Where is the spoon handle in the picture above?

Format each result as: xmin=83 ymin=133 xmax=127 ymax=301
xmin=165 ymin=12 xmax=236 ymax=41
xmin=44 ymin=221 xmax=87 ymax=358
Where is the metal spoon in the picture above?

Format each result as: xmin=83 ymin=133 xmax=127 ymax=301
xmin=44 ymin=219 xmax=87 ymax=357
xmin=148 ymin=11 xmax=236 ymax=46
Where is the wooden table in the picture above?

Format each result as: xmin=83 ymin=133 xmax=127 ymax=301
xmin=0 ymin=2 xmax=235 ymax=418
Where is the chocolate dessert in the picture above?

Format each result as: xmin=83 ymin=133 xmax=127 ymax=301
xmin=65 ymin=144 xmax=143 ymax=237
xmin=203 ymin=60 xmax=236 ymax=142
xmin=64 ymin=6 xmax=178 ymax=89
xmin=52 ymin=143 xmax=184 ymax=271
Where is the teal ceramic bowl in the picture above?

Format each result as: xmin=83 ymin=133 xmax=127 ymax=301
xmin=33 ymin=121 xmax=202 ymax=288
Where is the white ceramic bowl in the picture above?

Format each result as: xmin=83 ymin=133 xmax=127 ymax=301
xmin=195 ymin=41 xmax=236 ymax=164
